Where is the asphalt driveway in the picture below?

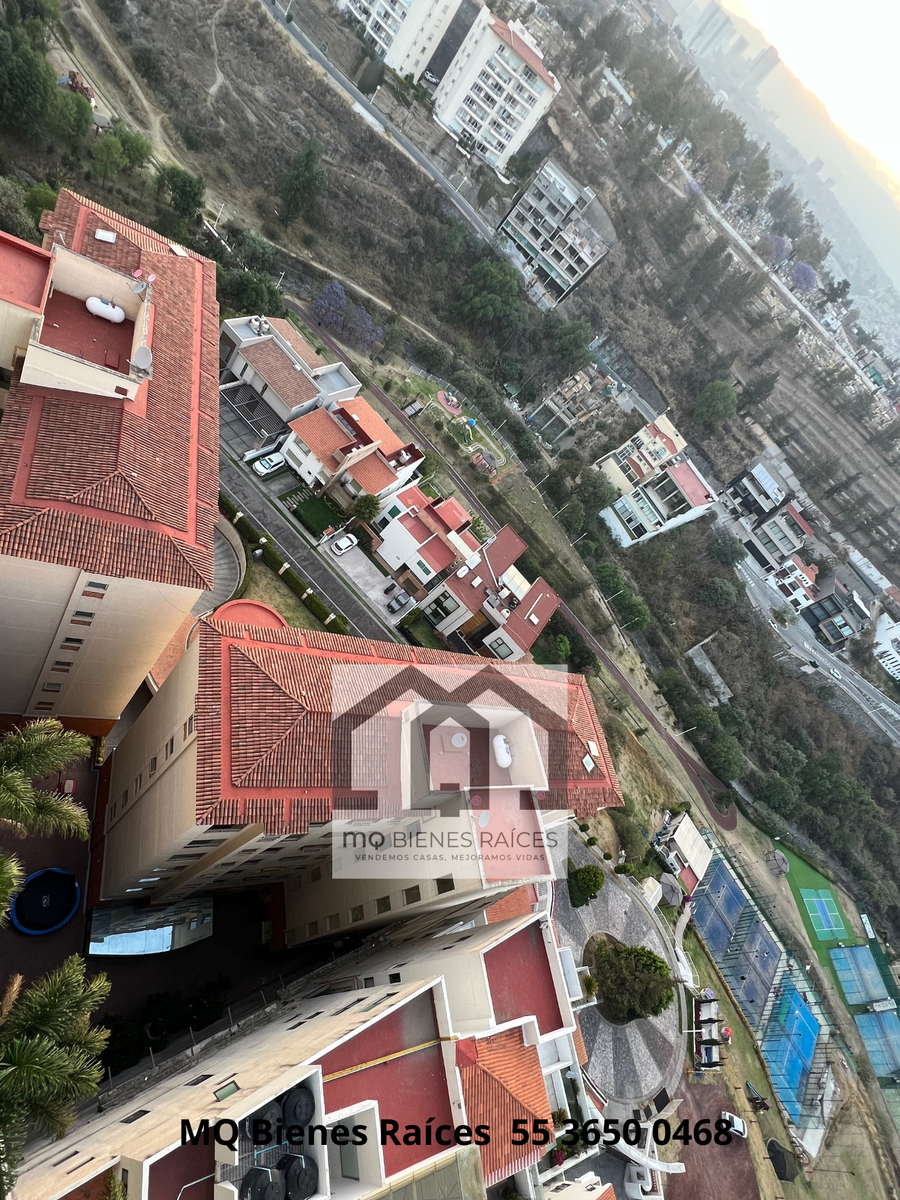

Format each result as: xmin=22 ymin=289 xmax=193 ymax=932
xmin=320 ymin=536 xmax=412 ymax=626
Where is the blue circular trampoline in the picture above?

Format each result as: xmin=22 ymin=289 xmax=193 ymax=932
xmin=11 ymin=868 xmax=81 ymax=935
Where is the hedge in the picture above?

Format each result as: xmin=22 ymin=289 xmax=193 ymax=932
xmin=219 ymin=496 xmax=348 ymax=634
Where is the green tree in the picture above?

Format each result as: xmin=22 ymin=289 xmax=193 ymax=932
xmin=93 ymin=134 xmax=126 ymax=185
xmin=612 ymin=591 xmax=650 ymax=629
xmin=591 ymin=95 xmax=615 ymax=125
xmin=156 ymin=166 xmax=205 ymax=218
xmin=278 ymin=140 xmax=326 ymax=226
xmin=233 ymin=229 xmax=274 ymax=274
xmin=702 ymin=733 xmax=744 ymax=781
xmin=547 ymin=317 xmax=592 ymax=375
xmin=684 ymin=704 xmax=719 ymax=736
xmin=218 ymin=269 xmax=283 ymax=317
xmin=111 ymin=121 xmax=152 ymax=172
xmin=656 ymin=668 xmax=696 ymax=717
xmin=470 ymin=514 xmax=490 ymax=542
xmin=698 ymin=577 xmax=738 ymax=608
xmin=0 ymin=176 xmax=39 ymax=242
xmin=694 ymin=379 xmax=736 ymax=425
xmin=47 ymin=89 xmax=92 ymax=140
xmin=568 ymin=862 xmax=605 ymax=907
xmin=0 ymin=30 xmax=55 ymax=134
xmin=593 ymin=941 xmax=674 ymax=1022
xmin=711 ymin=536 xmax=746 ymax=565
xmin=24 ymin=181 xmax=56 ymax=224
xmin=754 ymin=772 xmax=800 ymax=816
xmin=0 ymin=957 xmax=110 ymax=1194
xmin=739 ymin=371 xmax=779 ymax=409
xmin=453 ymin=258 xmax=520 ymax=330
xmin=351 ymin=493 xmax=380 ymax=524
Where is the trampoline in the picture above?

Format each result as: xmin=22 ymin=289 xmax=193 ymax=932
xmin=759 ymin=978 xmax=821 ymax=1123
xmin=800 ymin=888 xmax=847 ymax=940
xmin=855 ymin=1010 xmax=900 ymax=1076
xmin=10 ymin=868 xmax=81 ymax=935
xmin=830 ymin=945 xmax=888 ymax=1006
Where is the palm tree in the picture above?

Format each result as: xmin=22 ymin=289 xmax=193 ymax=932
xmin=0 ymin=719 xmax=92 ymax=922
xmin=0 ymin=957 xmax=110 ymax=1197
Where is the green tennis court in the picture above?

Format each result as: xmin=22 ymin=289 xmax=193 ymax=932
xmin=800 ymin=888 xmax=847 ymax=940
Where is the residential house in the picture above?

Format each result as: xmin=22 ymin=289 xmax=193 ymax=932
xmin=801 ymin=573 xmax=871 ymax=648
xmin=528 ymin=369 xmax=611 ymax=446
xmin=656 ymin=812 xmax=713 ymax=893
xmin=335 ymin=0 xmax=466 ymax=81
xmin=432 ymin=11 xmax=560 ymax=172
xmin=874 ymin=613 xmax=900 ymax=681
xmin=0 ymin=194 xmax=219 ymax=733
xmin=98 ymin=598 xmax=622 ymax=908
xmin=419 ymin=526 xmax=561 ymax=661
xmin=283 ymin=397 xmax=425 ymax=511
xmin=721 ymin=458 xmax=814 ymax=575
xmin=600 ymin=460 xmax=717 ymax=545
xmin=372 ymin=486 xmax=481 ymax=597
xmin=499 ymin=159 xmax=616 ymax=308
xmin=769 ymin=555 xmax=819 ymax=614
xmin=219 ymin=313 xmax=359 ymax=441
xmin=595 ymin=414 xmax=686 ymax=494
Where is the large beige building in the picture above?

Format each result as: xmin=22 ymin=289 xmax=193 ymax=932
xmin=0 ymin=196 xmax=219 ymax=733
xmin=432 ymin=10 xmax=560 ymax=172
xmin=99 ymin=599 xmax=622 ymax=924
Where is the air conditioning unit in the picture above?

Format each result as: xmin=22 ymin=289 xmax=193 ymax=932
xmin=501 ymin=608 xmax=511 ymax=618
xmin=456 ymin=566 xmax=470 ymax=578
xmin=260 ymin=319 xmax=271 ymax=334
xmin=398 ymin=450 xmax=411 ymax=463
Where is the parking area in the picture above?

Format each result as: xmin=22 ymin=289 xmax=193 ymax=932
xmin=318 ymin=534 xmax=412 ymax=626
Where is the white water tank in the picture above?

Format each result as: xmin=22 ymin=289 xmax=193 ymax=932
xmin=86 ymin=296 xmax=125 ymax=323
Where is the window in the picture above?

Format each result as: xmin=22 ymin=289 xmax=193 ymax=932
xmin=311 ymin=866 xmax=321 ymax=882
xmin=73 ymin=610 xmax=94 ymax=619
xmin=488 ymin=636 xmax=514 ymax=660
xmin=363 ymin=977 xmax=375 ymax=987
xmin=42 ymin=682 xmax=62 ymax=692
xmin=149 ymin=756 xmax=157 ymax=775
xmin=326 ymin=913 xmax=341 ymax=931
xmin=34 ymin=702 xmax=54 ymax=711
xmin=170 ymin=853 xmax=203 ymax=861
xmin=61 ymin=637 xmax=83 ymax=648
xmin=389 ymin=972 xmax=401 ymax=983
xmin=423 ymin=592 xmax=460 ymax=624
xmin=417 ymin=559 xmax=432 ymax=576
xmin=214 ymin=1081 xmax=240 ymax=1102
xmin=436 ymin=875 xmax=455 ymax=894
xmin=165 ymin=736 xmax=175 ymax=759
xmin=350 ymin=905 xmax=364 ymax=922
xmin=185 ymin=1074 xmax=213 ymax=1086
xmin=184 ymin=714 xmax=195 ymax=739
xmin=134 ymin=774 xmax=142 ymax=792
xmin=86 ymin=581 xmax=108 ymax=591
xmin=120 ymin=1110 xmax=150 ymax=1124
xmin=306 ymin=921 xmax=319 ymax=938
xmin=121 ymin=789 xmax=129 ymax=806
xmin=403 ymin=885 xmax=421 ymax=906
xmin=52 ymin=660 xmax=72 ymax=671
xmin=376 ymin=895 xmax=392 ymax=914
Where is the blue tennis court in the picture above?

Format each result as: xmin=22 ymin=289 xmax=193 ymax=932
xmin=692 ymin=857 xmax=747 ymax=956
xmin=830 ymin=945 xmax=888 ymax=1006
xmin=855 ymin=1010 xmax=900 ymax=1076
xmin=760 ymin=978 xmax=821 ymax=1122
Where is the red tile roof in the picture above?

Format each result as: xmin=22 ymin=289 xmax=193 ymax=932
xmin=485 ymin=884 xmax=537 ymax=923
xmin=397 ymin=485 xmax=431 ymax=510
xmin=266 ymin=317 xmax=327 ymax=368
xmin=488 ymin=15 xmax=559 ymax=91
xmin=647 ymin=420 xmax=678 ymax=456
xmin=0 ymin=191 xmax=218 ymax=589
xmin=572 ymin=1013 xmax=589 ymax=1065
xmin=193 ymin=600 xmax=623 ymax=832
xmin=665 ymin=461 xmax=715 ymax=509
xmin=503 ymin=578 xmax=561 ymax=651
xmin=786 ymin=501 xmax=814 ymax=537
xmin=457 ymin=1029 xmax=551 ymax=1186
xmin=346 ymin=452 xmax=398 ymax=495
xmin=434 ymin=497 xmax=471 ymax=531
xmin=336 ymin=398 xmax=405 ymax=456
xmin=241 ymin=337 xmax=320 ymax=408
xmin=289 ymin=406 xmax=352 ymax=472
xmin=419 ymin=536 xmax=456 ymax=573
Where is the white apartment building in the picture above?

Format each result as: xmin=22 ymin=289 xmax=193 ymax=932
xmin=433 ymin=10 xmax=560 ymax=171
xmin=874 ymin=612 xmax=900 ymax=681
xmin=338 ymin=0 xmax=465 ymax=80
xmin=499 ymin=160 xmax=616 ymax=306
xmin=0 ymin=195 xmax=219 ymax=732
xmin=600 ymin=460 xmax=717 ymax=545
xmin=596 ymin=414 xmax=686 ymax=495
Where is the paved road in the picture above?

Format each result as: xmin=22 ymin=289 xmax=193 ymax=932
xmin=263 ymin=1 xmax=495 ymax=243
xmin=292 ymin=299 xmax=733 ymax=828
xmin=219 ymin=454 xmax=397 ymax=642
xmin=727 ymin=541 xmax=900 ymax=747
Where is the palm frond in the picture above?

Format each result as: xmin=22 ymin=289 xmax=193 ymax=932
xmin=0 ymin=979 xmax=22 ymax=1031
xmin=3 ymin=958 xmax=109 ymax=1042
xmin=14 ymin=791 xmax=89 ymax=840
xmin=0 ymin=821 xmax=26 ymax=840
xmin=0 ymin=721 xmax=91 ymax=780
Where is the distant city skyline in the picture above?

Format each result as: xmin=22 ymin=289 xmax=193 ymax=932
xmin=723 ymin=0 xmax=900 ymax=188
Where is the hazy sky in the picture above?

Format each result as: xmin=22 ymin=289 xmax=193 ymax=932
xmin=724 ymin=0 xmax=900 ymax=183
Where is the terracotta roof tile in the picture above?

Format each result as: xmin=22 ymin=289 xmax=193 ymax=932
xmin=336 ymin=398 xmax=405 ymax=456
xmin=0 ymin=190 xmax=217 ymax=589
xmin=288 ymin=406 xmax=352 ymax=472
xmin=241 ymin=338 xmax=320 ymax=408
xmin=267 ymin=317 xmax=327 ymax=368
xmin=457 ymin=1029 xmax=551 ymax=1186
xmin=346 ymin=453 xmax=398 ymax=494
xmin=485 ymin=884 xmax=537 ymax=923
xmin=488 ymin=16 xmax=559 ymax=90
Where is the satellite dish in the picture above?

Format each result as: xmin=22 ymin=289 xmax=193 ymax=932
xmin=146 ymin=273 xmax=157 ymax=283
xmin=131 ymin=345 xmax=153 ymax=371
xmin=131 ymin=280 xmax=147 ymax=294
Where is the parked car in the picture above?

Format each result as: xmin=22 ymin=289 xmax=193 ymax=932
xmin=830 ymin=667 xmax=842 ymax=680
xmin=252 ymin=452 xmax=285 ymax=478
xmin=423 ymin=70 xmax=438 ymax=84
xmin=331 ymin=534 xmax=358 ymax=556
xmin=384 ymin=582 xmax=397 ymax=595
xmin=767 ymin=618 xmax=778 ymax=630
xmin=719 ymin=1111 xmax=747 ymax=1139
xmin=387 ymin=590 xmax=411 ymax=613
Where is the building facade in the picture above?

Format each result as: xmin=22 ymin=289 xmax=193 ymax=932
xmin=600 ymin=460 xmax=717 ymax=545
xmin=499 ymin=160 xmax=616 ymax=307
xmin=596 ymin=415 xmax=686 ymax=494
xmin=432 ymin=10 xmax=560 ymax=171
xmin=0 ymin=194 xmax=219 ymax=733
xmin=874 ymin=613 xmax=900 ymax=681
xmin=337 ymin=0 xmax=465 ymax=80
xmin=372 ymin=486 xmax=481 ymax=596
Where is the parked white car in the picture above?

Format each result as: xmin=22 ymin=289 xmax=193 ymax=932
xmin=719 ymin=1111 xmax=747 ymax=1139
xmin=331 ymin=534 xmax=358 ymax=556
xmin=252 ymin=452 xmax=285 ymax=478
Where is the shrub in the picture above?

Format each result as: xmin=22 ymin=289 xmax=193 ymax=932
xmin=609 ymin=809 xmax=646 ymax=860
xmin=586 ymin=836 xmax=598 ymax=846
xmin=567 ymin=862 xmax=605 ymax=907
xmin=578 ymin=822 xmax=589 ymax=832
xmin=603 ymin=852 xmax=613 ymax=860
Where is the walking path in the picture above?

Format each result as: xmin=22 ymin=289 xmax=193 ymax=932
xmin=552 ymin=836 xmax=685 ymax=1111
